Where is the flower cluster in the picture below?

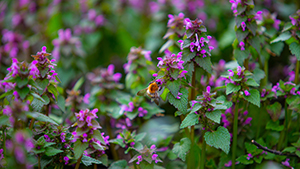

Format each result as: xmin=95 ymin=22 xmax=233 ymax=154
xmin=227 ymin=66 xmax=251 ymax=96
xmin=123 ymin=47 xmax=152 ymax=73
xmin=72 ymin=108 xmax=108 ymax=158
xmin=87 ymin=64 xmax=123 ymax=89
xmin=289 ymin=10 xmax=300 ymax=29
xmin=129 ymin=144 xmax=162 ymax=165
xmin=190 ymin=86 xmax=216 ymax=113
xmin=176 ymin=17 xmax=214 ymax=60
xmin=5 ymin=130 xmax=35 ymax=169
xmin=0 ymin=30 xmax=29 ymax=62
xmin=52 ymin=29 xmax=84 ymax=60
xmin=256 ymin=9 xmax=281 ymax=31
xmin=65 ymin=89 xmax=90 ymax=112
xmin=31 ymin=46 xmax=58 ymax=81
xmin=164 ymin=13 xmax=186 ymax=38
xmin=73 ymin=9 xmax=105 ymax=35
xmin=155 ymin=51 xmax=187 ymax=80
xmin=221 ymin=107 xmax=252 ymax=136
xmin=3 ymin=99 xmax=30 ymax=128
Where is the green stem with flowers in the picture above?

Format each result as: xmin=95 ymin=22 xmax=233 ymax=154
xmin=200 ymin=125 xmax=207 ymax=169
xmin=294 ymin=60 xmax=299 ymax=84
xmin=232 ymin=98 xmax=239 ymax=169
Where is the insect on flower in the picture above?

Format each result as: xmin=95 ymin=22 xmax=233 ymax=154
xmin=137 ymin=80 xmax=162 ymax=105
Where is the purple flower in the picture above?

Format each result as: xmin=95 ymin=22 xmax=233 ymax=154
xmin=152 ymin=154 xmax=159 ymax=163
xmin=224 ymin=160 xmax=232 ymax=167
xmin=64 ymin=156 xmax=69 ymax=165
xmin=206 ymin=86 xmax=211 ymax=93
xmin=136 ymin=155 xmax=143 ymax=165
xmin=7 ymin=58 xmax=19 ymax=77
xmin=44 ymin=134 xmax=51 ymax=142
xmin=176 ymin=92 xmax=183 ymax=99
xmin=15 ymin=147 xmax=25 ymax=163
xmin=290 ymin=16 xmax=297 ymax=26
xmin=239 ymin=41 xmax=245 ymax=50
xmin=150 ymin=144 xmax=156 ymax=149
xmin=130 ymin=142 xmax=135 ymax=147
xmin=244 ymin=90 xmax=250 ymax=96
xmin=83 ymin=93 xmax=90 ymax=104
xmin=60 ymin=133 xmax=66 ymax=143
xmin=246 ymin=153 xmax=253 ymax=160
xmin=178 ymin=40 xmax=184 ymax=50
xmin=237 ymin=66 xmax=242 ymax=76
xmin=241 ymin=22 xmax=246 ymax=31
xmin=29 ymin=60 xmax=39 ymax=78
xmin=254 ymin=11 xmax=263 ymax=21
xmin=228 ymin=69 xmax=234 ymax=78
xmin=282 ymin=158 xmax=293 ymax=168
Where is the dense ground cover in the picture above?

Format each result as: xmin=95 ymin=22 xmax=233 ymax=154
xmin=0 ymin=0 xmax=300 ymax=168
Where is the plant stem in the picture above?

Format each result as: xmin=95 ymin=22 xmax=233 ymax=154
xmin=2 ymin=128 xmax=6 ymax=156
xmin=75 ymin=154 xmax=83 ymax=169
xmin=38 ymin=155 xmax=41 ymax=169
xmin=244 ymin=58 xmax=249 ymax=70
xmin=94 ymin=163 xmax=97 ymax=169
xmin=294 ymin=60 xmax=300 ymax=84
xmin=106 ymin=117 xmax=119 ymax=161
xmin=232 ymin=101 xmax=239 ymax=169
xmin=262 ymin=58 xmax=268 ymax=87
xmin=190 ymin=64 xmax=196 ymax=144
xmin=277 ymin=101 xmax=288 ymax=150
xmin=130 ymin=152 xmax=137 ymax=169
xmin=29 ymin=118 xmax=35 ymax=129
xmin=200 ymin=128 xmax=207 ymax=169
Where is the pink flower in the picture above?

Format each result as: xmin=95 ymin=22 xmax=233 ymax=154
xmin=241 ymin=21 xmax=246 ymax=31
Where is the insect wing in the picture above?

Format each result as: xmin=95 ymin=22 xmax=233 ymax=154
xmin=137 ymin=88 xmax=147 ymax=96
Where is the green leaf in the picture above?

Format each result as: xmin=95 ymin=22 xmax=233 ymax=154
xmin=159 ymin=39 xmax=174 ymax=53
xmin=194 ymin=56 xmax=212 ymax=74
xmin=237 ymin=155 xmax=253 ymax=165
xmin=236 ymin=29 xmax=249 ymax=42
xmin=204 ymin=126 xmax=230 ymax=154
xmin=26 ymin=112 xmax=58 ymax=125
xmin=270 ymin=42 xmax=284 ymax=56
xmin=282 ymin=22 xmax=293 ymax=32
xmin=134 ymin=133 xmax=146 ymax=142
xmin=266 ymin=120 xmax=284 ymax=131
xmin=234 ymin=48 xmax=250 ymax=67
xmin=81 ymin=155 xmax=102 ymax=166
xmin=182 ymin=48 xmax=196 ymax=63
xmin=266 ymin=102 xmax=282 ymax=121
xmin=289 ymin=42 xmax=300 ymax=60
xmin=282 ymin=147 xmax=296 ymax=153
xmin=48 ymin=84 xmax=58 ymax=99
xmin=216 ymin=96 xmax=232 ymax=109
xmin=0 ymin=90 xmax=13 ymax=99
xmin=180 ymin=112 xmax=199 ymax=129
xmin=160 ymin=87 xmax=169 ymax=101
xmin=36 ymin=79 xmax=49 ymax=94
xmin=243 ymin=89 xmax=260 ymax=107
xmin=56 ymin=95 xmax=65 ymax=112
xmin=249 ymin=36 xmax=260 ymax=53
xmin=172 ymin=137 xmax=191 ymax=161
xmin=74 ymin=140 xmax=89 ymax=159
xmin=270 ymin=32 xmax=291 ymax=44
xmin=93 ymin=130 xmax=105 ymax=144
xmin=108 ymin=160 xmax=128 ymax=169
xmin=42 ymin=95 xmax=50 ymax=105
xmin=166 ymin=80 xmax=181 ymax=97
xmin=226 ymin=83 xmax=241 ymax=95
xmin=168 ymin=88 xmax=188 ymax=114
xmin=252 ymin=68 xmax=265 ymax=83
xmin=45 ymin=147 xmax=63 ymax=156
xmin=245 ymin=78 xmax=259 ymax=87
xmin=31 ymin=98 xmax=44 ymax=112
xmin=15 ymin=76 xmax=29 ymax=88
xmin=109 ymin=139 xmax=126 ymax=148
xmin=16 ymin=86 xmax=30 ymax=100
xmin=235 ymin=15 xmax=247 ymax=28
xmin=206 ymin=110 xmax=222 ymax=124
xmin=288 ymin=97 xmax=300 ymax=112
xmin=190 ymin=102 xmax=202 ymax=113
xmin=0 ymin=115 xmax=9 ymax=127
xmin=247 ymin=21 xmax=257 ymax=36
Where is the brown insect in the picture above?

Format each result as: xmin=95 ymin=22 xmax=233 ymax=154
xmin=137 ymin=81 xmax=161 ymax=105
